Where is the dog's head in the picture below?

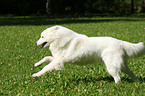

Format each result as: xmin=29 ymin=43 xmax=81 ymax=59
xmin=36 ymin=25 xmax=76 ymax=48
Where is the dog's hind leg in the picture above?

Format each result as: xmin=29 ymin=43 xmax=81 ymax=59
xmin=106 ymin=66 xmax=121 ymax=83
xmin=34 ymin=56 xmax=54 ymax=67
xmin=102 ymin=53 xmax=122 ymax=83
xmin=122 ymin=63 xmax=140 ymax=82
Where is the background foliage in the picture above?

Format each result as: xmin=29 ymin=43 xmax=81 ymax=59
xmin=0 ymin=0 xmax=145 ymax=15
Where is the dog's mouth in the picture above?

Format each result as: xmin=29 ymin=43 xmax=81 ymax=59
xmin=41 ymin=42 xmax=48 ymax=48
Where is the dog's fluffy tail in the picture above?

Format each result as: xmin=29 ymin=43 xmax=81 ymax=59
xmin=122 ymin=41 xmax=145 ymax=57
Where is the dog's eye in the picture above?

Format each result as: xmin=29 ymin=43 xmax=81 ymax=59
xmin=42 ymin=36 xmax=44 ymax=38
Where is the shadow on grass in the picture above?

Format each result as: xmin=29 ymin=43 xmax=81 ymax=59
xmin=0 ymin=16 xmax=145 ymax=26
xmin=139 ymin=76 xmax=145 ymax=83
xmin=70 ymin=76 xmax=113 ymax=84
xmin=70 ymin=76 xmax=145 ymax=84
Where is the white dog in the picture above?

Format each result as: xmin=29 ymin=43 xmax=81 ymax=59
xmin=32 ymin=25 xmax=145 ymax=83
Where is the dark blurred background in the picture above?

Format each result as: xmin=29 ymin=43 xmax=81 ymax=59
xmin=0 ymin=0 xmax=145 ymax=16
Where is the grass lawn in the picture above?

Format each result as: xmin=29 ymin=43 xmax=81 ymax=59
xmin=0 ymin=15 xmax=145 ymax=95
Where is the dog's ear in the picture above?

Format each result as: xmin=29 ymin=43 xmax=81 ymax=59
xmin=54 ymin=26 xmax=60 ymax=30
xmin=49 ymin=25 xmax=60 ymax=33
xmin=51 ymin=25 xmax=60 ymax=31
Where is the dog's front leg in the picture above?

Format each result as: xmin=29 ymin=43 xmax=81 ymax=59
xmin=32 ymin=60 xmax=63 ymax=77
xmin=34 ymin=56 xmax=54 ymax=67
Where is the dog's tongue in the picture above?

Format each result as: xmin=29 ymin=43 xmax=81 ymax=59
xmin=41 ymin=44 xmax=44 ymax=48
xmin=41 ymin=42 xmax=47 ymax=48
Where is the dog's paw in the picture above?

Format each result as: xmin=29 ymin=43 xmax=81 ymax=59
xmin=34 ymin=63 xmax=40 ymax=67
xmin=32 ymin=73 xmax=40 ymax=77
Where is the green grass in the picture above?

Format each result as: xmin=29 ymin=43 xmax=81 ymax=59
xmin=0 ymin=15 xmax=145 ymax=95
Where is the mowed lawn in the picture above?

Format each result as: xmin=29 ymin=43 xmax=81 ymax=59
xmin=0 ymin=16 xmax=145 ymax=95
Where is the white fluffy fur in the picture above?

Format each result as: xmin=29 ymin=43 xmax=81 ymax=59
xmin=32 ymin=25 xmax=145 ymax=83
